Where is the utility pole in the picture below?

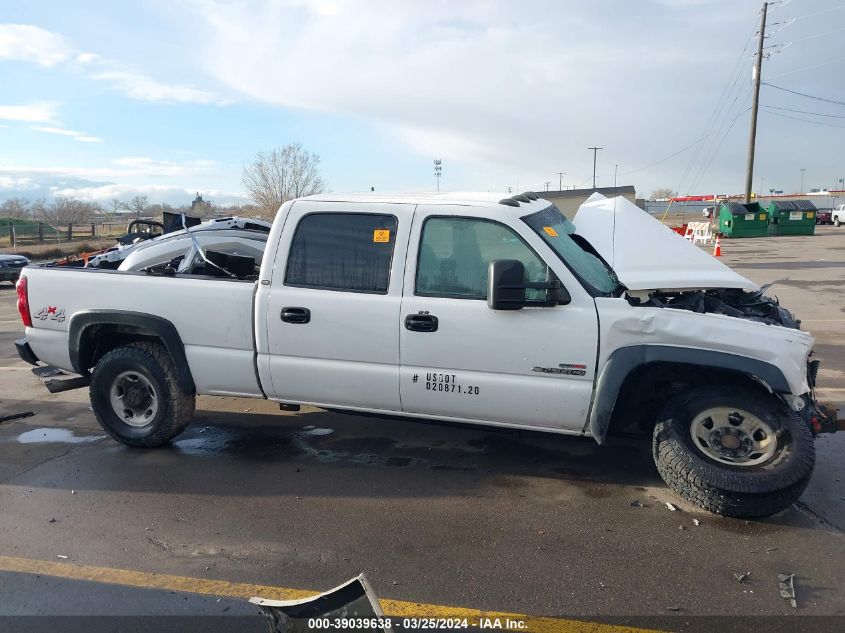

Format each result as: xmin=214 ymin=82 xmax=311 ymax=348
xmin=800 ymin=168 xmax=806 ymax=193
xmin=588 ymin=147 xmax=603 ymax=189
xmin=433 ymin=159 xmax=442 ymax=192
xmin=744 ymin=2 xmax=767 ymax=203
xmin=544 ymin=181 xmax=552 ymax=191
xmin=556 ymin=172 xmax=566 ymax=191
xmin=614 ymin=164 xmax=618 ymax=188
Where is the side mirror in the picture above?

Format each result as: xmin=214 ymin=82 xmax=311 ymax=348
xmin=487 ymin=260 xmax=569 ymax=310
xmin=488 ymin=259 xmax=526 ymax=310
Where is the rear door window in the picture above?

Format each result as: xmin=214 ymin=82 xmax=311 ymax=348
xmin=285 ymin=213 xmax=398 ymax=293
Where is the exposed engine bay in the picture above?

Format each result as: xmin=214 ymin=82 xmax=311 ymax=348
xmin=626 ymin=284 xmax=800 ymax=329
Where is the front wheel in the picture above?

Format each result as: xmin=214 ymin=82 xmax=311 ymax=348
xmin=653 ymin=385 xmax=814 ymax=518
xmin=835 ymin=218 xmax=841 ymax=227
xmin=90 ymin=342 xmax=195 ymax=447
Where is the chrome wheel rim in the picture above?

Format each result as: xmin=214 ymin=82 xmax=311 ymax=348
xmin=109 ymin=371 xmax=158 ymax=427
xmin=689 ymin=407 xmax=777 ymax=467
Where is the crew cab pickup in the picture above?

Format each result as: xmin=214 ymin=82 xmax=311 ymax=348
xmin=13 ymin=192 xmax=842 ymax=518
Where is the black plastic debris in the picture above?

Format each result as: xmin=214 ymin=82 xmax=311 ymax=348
xmin=0 ymin=411 xmax=34 ymax=424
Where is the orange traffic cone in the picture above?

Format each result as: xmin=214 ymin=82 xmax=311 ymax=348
xmin=712 ymin=234 xmax=722 ymax=257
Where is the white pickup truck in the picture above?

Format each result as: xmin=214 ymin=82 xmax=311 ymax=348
xmin=13 ymin=192 xmax=841 ymax=517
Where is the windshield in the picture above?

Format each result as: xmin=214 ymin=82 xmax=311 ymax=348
xmin=522 ymin=204 xmax=620 ymax=295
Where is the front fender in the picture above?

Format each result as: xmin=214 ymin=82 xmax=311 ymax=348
xmin=588 ymin=345 xmax=791 ymax=444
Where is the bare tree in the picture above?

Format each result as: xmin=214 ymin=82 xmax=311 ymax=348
xmin=242 ymin=143 xmax=326 ymax=217
xmin=650 ymin=188 xmax=677 ymax=200
xmin=0 ymin=197 xmax=30 ymax=220
xmin=127 ymin=195 xmax=149 ymax=219
xmin=107 ymin=198 xmax=127 ymax=222
xmin=37 ymin=197 xmax=94 ymax=239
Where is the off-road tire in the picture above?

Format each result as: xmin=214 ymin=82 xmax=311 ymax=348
xmin=653 ymin=385 xmax=814 ymax=518
xmin=90 ymin=342 xmax=195 ymax=447
xmin=835 ymin=218 xmax=841 ymax=227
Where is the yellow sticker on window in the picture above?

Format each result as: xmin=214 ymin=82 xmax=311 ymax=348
xmin=542 ymin=226 xmax=558 ymax=237
xmin=373 ymin=229 xmax=390 ymax=243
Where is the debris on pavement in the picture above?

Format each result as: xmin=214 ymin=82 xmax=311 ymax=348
xmin=630 ymin=500 xmax=644 ymax=507
xmin=665 ymin=502 xmax=678 ymax=511
xmin=0 ymin=411 xmax=35 ymax=424
xmin=778 ymin=573 xmax=797 ymax=608
xmin=692 ymin=519 xmax=701 ymax=526
xmin=252 ymin=574 xmax=384 ymax=633
xmin=734 ymin=572 xmax=750 ymax=583
xmin=56 ymin=555 xmax=68 ymax=559
xmin=765 ymin=547 xmax=778 ymax=553
xmin=665 ymin=606 xmax=682 ymax=612
xmin=48 ymin=518 xmax=56 ymax=523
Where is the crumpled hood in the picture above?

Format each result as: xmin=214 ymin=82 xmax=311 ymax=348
xmin=572 ymin=194 xmax=758 ymax=292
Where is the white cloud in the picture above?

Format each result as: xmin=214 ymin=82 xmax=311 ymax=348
xmin=51 ymin=183 xmax=246 ymax=204
xmin=0 ymin=156 xmax=218 ymax=181
xmin=184 ymin=0 xmax=832 ymax=194
xmin=31 ymin=125 xmax=103 ymax=143
xmin=0 ymin=175 xmax=38 ymax=190
xmin=0 ymin=102 xmax=59 ymax=123
xmin=88 ymin=70 xmax=224 ymax=105
xmin=0 ymin=24 xmax=72 ymax=67
xmin=0 ymin=22 xmax=227 ymax=105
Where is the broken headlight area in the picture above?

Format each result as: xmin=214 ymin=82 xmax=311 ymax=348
xmin=627 ymin=286 xmax=800 ymax=329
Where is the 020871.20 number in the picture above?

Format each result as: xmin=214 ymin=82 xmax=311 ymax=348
xmin=424 ymin=372 xmax=479 ymax=396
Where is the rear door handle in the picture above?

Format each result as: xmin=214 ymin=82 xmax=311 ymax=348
xmin=404 ymin=314 xmax=438 ymax=332
xmin=281 ymin=307 xmax=310 ymax=324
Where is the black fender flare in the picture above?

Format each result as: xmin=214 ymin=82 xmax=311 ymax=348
xmin=68 ymin=310 xmax=196 ymax=394
xmin=588 ymin=345 xmax=790 ymax=444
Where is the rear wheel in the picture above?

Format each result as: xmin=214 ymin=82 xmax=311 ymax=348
xmin=653 ymin=385 xmax=814 ymax=518
xmin=90 ymin=342 xmax=195 ymax=447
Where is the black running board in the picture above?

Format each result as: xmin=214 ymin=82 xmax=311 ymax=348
xmin=44 ymin=375 xmax=90 ymax=394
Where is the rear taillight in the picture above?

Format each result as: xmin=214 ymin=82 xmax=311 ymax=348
xmin=16 ymin=275 xmax=32 ymax=327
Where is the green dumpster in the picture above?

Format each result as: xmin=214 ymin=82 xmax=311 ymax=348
xmin=718 ymin=202 xmax=768 ymax=238
xmin=767 ymin=200 xmax=816 ymax=236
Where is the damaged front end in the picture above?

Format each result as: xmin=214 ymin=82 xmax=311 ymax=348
xmin=627 ymin=286 xmax=844 ymax=434
xmin=626 ymin=284 xmax=800 ymax=329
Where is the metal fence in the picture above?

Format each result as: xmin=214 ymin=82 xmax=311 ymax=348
xmin=4 ymin=221 xmax=127 ymax=247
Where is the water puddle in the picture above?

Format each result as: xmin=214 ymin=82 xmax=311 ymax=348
xmin=17 ymin=428 xmax=105 ymax=444
xmin=300 ymin=426 xmax=335 ymax=436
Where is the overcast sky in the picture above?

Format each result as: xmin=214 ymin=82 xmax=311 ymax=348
xmin=1 ymin=0 xmax=843 ymax=206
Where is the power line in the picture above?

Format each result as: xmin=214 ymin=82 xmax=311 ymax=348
xmin=761 ymin=104 xmax=845 ymax=118
xmin=789 ymin=25 xmax=845 ymax=44
xmin=767 ymin=56 xmax=845 ymax=80
xmin=761 ymin=107 xmax=845 ymax=129
xmin=762 ymin=82 xmax=845 ymax=106
xmin=674 ymin=16 xmax=758 ymax=198
xmin=618 ymin=136 xmax=705 ymax=176
xmin=792 ymin=4 xmax=845 ymax=21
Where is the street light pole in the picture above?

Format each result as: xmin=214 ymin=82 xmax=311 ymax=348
xmin=588 ymin=147 xmax=603 ymax=189
xmin=434 ymin=159 xmax=442 ymax=192
xmin=800 ymin=168 xmax=806 ymax=194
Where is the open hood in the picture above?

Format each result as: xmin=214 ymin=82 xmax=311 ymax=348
xmin=572 ymin=194 xmax=758 ymax=292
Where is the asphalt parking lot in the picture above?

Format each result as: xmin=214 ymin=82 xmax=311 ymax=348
xmin=1 ymin=228 xmax=844 ymax=631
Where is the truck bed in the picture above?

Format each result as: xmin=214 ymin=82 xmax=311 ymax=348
xmin=23 ymin=267 xmax=262 ymax=397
